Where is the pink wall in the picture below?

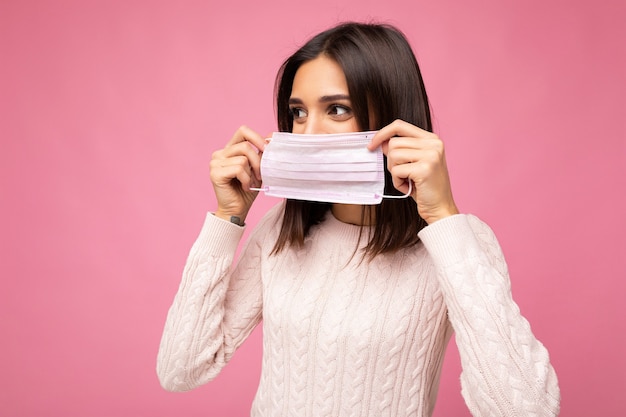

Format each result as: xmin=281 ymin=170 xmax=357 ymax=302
xmin=1 ymin=1 xmax=624 ymax=416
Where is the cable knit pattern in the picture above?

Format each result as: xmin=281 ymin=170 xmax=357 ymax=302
xmin=157 ymin=203 xmax=560 ymax=416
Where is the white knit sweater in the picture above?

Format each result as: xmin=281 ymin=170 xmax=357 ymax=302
xmin=157 ymin=203 xmax=560 ymax=416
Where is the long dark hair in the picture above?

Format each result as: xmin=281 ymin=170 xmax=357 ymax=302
xmin=272 ymin=22 xmax=431 ymax=258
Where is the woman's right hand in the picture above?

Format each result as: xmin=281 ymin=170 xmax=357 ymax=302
xmin=209 ymin=126 xmax=266 ymax=223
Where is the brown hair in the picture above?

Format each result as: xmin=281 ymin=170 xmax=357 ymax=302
xmin=272 ymin=22 xmax=431 ymax=258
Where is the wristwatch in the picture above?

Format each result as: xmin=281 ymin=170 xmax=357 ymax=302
xmin=229 ymin=216 xmax=245 ymax=227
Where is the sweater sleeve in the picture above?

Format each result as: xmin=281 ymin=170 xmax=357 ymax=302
xmin=418 ymin=214 xmax=560 ymax=416
xmin=156 ymin=207 xmax=279 ymax=392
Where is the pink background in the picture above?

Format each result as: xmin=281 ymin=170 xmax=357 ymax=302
xmin=1 ymin=1 xmax=625 ymax=416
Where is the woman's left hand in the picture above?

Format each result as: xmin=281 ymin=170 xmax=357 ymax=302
xmin=368 ymin=119 xmax=459 ymax=224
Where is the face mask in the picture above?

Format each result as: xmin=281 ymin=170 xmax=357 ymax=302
xmin=250 ymin=131 xmax=411 ymax=205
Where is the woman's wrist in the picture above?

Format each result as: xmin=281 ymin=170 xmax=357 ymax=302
xmin=422 ymin=204 xmax=460 ymax=225
xmin=214 ymin=210 xmax=247 ymax=226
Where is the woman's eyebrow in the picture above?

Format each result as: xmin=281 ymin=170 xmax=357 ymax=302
xmin=288 ymin=94 xmax=351 ymax=105
xmin=319 ymin=94 xmax=350 ymax=103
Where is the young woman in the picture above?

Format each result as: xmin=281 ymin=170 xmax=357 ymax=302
xmin=157 ymin=22 xmax=560 ymax=416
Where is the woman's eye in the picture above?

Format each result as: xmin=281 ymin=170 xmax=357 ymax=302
xmin=290 ymin=107 xmax=307 ymax=121
xmin=329 ymin=105 xmax=351 ymax=119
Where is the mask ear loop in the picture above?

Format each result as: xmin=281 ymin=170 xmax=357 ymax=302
xmin=378 ymin=180 xmax=413 ymax=199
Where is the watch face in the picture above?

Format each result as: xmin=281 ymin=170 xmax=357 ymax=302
xmin=230 ymin=216 xmax=244 ymax=226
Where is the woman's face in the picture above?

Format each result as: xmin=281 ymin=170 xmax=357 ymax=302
xmin=289 ymin=55 xmax=360 ymax=135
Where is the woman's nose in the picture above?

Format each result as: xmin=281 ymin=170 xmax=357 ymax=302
xmin=301 ymin=114 xmax=324 ymax=135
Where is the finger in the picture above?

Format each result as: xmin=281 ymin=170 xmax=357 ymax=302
xmin=217 ymin=141 xmax=263 ymax=181
xmin=226 ymin=125 xmax=267 ymax=152
xmin=230 ymin=142 xmax=263 ymax=181
xmin=387 ymin=147 xmax=442 ymax=169
xmin=390 ymin=161 xmax=431 ymax=184
xmin=211 ymin=154 xmax=256 ymax=183
xmin=391 ymin=175 xmax=411 ymax=194
xmin=222 ymin=126 xmax=266 ymax=181
xmin=367 ymin=119 xmax=433 ymax=151
xmin=387 ymin=136 xmax=443 ymax=153
xmin=215 ymin=163 xmax=255 ymax=191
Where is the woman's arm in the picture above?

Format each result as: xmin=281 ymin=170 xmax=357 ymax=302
xmin=157 ymin=126 xmax=270 ymax=391
xmin=156 ymin=207 xmax=277 ymax=391
xmin=419 ymin=214 xmax=560 ymax=416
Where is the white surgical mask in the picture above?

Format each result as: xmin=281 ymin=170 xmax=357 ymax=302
xmin=250 ymin=131 xmax=411 ymax=205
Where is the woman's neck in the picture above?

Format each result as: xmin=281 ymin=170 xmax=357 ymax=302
xmin=331 ymin=204 xmax=375 ymax=226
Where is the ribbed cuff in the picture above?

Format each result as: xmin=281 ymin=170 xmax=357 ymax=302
xmin=193 ymin=212 xmax=246 ymax=257
xmin=418 ymin=214 xmax=481 ymax=268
